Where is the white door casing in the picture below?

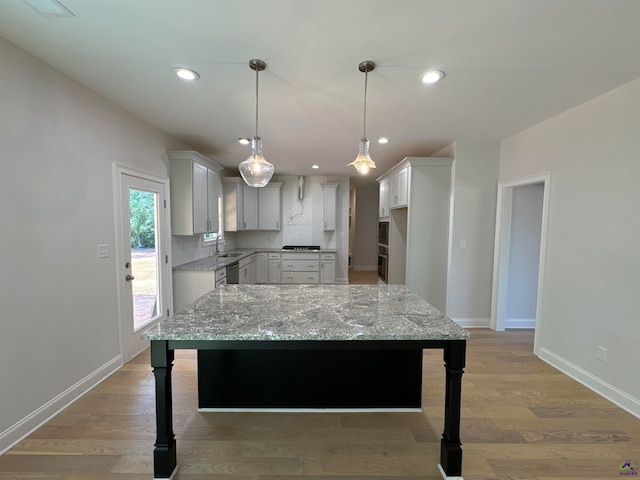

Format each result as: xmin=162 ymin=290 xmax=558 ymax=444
xmin=490 ymin=171 xmax=551 ymax=355
xmin=113 ymin=164 xmax=172 ymax=362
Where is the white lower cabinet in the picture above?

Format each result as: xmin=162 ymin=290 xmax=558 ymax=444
xmin=282 ymin=271 xmax=320 ymax=284
xmin=239 ymin=255 xmax=252 ymax=284
xmin=280 ymin=252 xmax=335 ymax=284
xmin=256 ymin=253 xmax=268 ymax=283
xmin=268 ymin=253 xmax=281 ymax=283
xmin=320 ymin=253 xmax=336 ymax=284
xmin=282 ymin=253 xmax=320 ymax=284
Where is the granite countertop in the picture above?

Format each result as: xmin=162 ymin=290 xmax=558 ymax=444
xmin=173 ymin=248 xmax=338 ymax=272
xmin=142 ymin=284 xmax=470 ymax=342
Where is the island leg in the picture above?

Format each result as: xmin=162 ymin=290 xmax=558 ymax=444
xmin=439 ymin=340 xmax=466 ymax=478
xmin=151 ymin=340 xmax=177 ymax=478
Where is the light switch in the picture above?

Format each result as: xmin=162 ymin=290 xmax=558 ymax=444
xmin=459 ymin=239 xmax=467 ymax=249
xmin=98 ymin=244 xmax=109 ymax=259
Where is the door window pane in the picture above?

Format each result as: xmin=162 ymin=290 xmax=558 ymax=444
xmin=130 ymin=188 xmax=160 ymax=330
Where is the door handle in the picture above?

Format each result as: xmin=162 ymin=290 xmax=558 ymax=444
xmin=125 ymin=274 xmax=135 ymax=281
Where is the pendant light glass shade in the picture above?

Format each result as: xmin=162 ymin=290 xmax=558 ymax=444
xmin=349 ymin=60 xmax=376 ymax=175
xmin=239 ymin=136 xmax=274 ymax=187
xmin=239 ymin=59 xmax=274 ymax=187
xmin=348 ymin=138 xmax=376 ymax=174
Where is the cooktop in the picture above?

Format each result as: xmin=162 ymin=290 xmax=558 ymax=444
xmin=282 ymin=245 xmax=321 ymax=251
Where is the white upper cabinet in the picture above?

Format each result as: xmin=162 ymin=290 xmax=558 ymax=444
xmin=207 ymin=168 xmax=219 ymax=233
xmin=389 ymin=167 xmax=408 ymax=208
xmin=222 ymin=178 xmax=244 ymax=231
xmin=243 ymin=185 xmax=259 ymax=230
xmin=168 ymin=150 xmax=222 ymax=235
xmin=257 ymin=184 xmax=281 ymax=230
xmin=379 ymin=178 xmax=390 ymax=218
xmin=322 ymin=183 xmax=338 ymax=231
xmin=223 ymin=179 xmax=282 ymax=231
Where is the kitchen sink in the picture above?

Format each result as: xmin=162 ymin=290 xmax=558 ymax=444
xmin=218 ymin=253 xmax=242 ymax=258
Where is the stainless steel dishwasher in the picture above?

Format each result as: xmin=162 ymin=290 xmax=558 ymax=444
xmin=226 ymin=261 xmax=239 ymax=284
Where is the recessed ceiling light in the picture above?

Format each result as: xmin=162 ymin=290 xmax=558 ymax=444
xmin=378 ymin=137 xmax=389 ymax=144
xmin=421 ymin=70 xmax=445 ymax=85
xmin=173 ymin=68 xmax=200 ymax=81
xmin=312 ymin=165 xmax=320 ymax=169
xmin=238 ymin=138 xmax=251 ymax=145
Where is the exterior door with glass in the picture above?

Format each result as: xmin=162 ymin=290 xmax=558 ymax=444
xmin=115 ymin=165 xmax=171 ymax=362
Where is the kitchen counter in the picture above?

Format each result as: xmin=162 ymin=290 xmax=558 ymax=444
xmin=143 ymin=284 xmax=469 ymax=342
xmin=173 ymin=248 xmax=337 ymax=272
xmin=143 ymin=284 xmax=468 ymax=479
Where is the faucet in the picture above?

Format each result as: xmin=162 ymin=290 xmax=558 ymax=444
xmin=215 ymin=235 xmax=221 ymax=257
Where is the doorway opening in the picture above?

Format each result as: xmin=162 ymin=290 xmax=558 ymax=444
xmin=490 ymin=172 xmax=551 ymax=355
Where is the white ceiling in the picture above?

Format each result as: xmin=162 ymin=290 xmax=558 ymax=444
xmin=2 ymin=0 xmax=640 ymax=184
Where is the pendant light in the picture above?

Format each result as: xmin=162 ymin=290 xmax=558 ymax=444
xmin=239 ymin=59 xmax=275 ymax=187
xmin=348 ymin=60 xmax=376 ymax=175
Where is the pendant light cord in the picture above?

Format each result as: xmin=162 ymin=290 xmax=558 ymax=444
xmin=255 ymin=66 xmax=260 ymax=138
xmin=363 ymin=69 xmax=368 ymax=139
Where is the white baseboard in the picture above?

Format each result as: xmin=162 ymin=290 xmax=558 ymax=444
xmin=538 ymin=347 xmax=640 ymax=419
xmin=505 ymin=317 xmax=536 ymax=329
xmin=0 ymin=355 xmax=122 ymax=455
xmin=451 ymin=317 xmax=490 ymax=328
xmin=351 ymin=266 xmax=377 ymax=271
xmin=438 ymin=464 xmax=463 ymax=480
xmin=336 ymin=277 xmax=349 ymax=284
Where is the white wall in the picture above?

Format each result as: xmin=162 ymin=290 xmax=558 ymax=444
xmin=0 ymin=37 xmax=186 ymax=452
xmin=446 ymin=141 xmax=500 ymax=325
xmin=505 ymin=183 xmax=543 ymax=325
xmin=500 ymin=78 xmax=640 ymax=415
xmin=352 ymin=183 xmax=378 ymax=270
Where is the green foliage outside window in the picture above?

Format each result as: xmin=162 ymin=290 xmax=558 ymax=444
xmin=130 ymin=189 xmax=156 ymax=248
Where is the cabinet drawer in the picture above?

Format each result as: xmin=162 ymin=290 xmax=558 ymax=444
xmin=268 ymin=253 xmax=281 ymax=260
xmin=281 ymin=271 xmax=319 ymax=284
xmin=215 ymin=268 xmax=227 ymax=282
xmin=281 ymin=260 xmax=319 ymax=272
xmin=320 ymin=253 xmax=335 ymax=260
xmin=281 ymin=253 xmax=319 ymax=260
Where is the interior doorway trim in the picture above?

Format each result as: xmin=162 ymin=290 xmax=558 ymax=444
xmin=490 ymin=171 xmax=551 ymax=355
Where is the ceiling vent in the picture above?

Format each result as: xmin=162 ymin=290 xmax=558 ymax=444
xmin=23 ymin=0 xmax=74 ymax=17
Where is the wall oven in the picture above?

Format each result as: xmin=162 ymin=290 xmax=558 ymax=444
xmin=378 ymin=221 xmax=389 ymax=246
xmin=377 ymin=245 xmax=388 ymax=283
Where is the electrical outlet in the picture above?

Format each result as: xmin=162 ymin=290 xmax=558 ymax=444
xmin=597 ymin=345 xmax=607 ymax=362
xmin=98 ymin=244 xmax=109 ymax=259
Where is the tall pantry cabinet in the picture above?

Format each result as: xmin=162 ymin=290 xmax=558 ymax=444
xmin=377 ymin=157 xmax=452 ymax=312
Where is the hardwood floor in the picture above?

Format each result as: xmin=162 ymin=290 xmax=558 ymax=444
xmin=2 ymin=330 xmax=639 ymax=478
xmin=348 ymin=269 xmax=379 ymax=284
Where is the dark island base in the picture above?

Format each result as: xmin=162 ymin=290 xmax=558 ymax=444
xmin=198 ymin=349 xmax=424 ymax=409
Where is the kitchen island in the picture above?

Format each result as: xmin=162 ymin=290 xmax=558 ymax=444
xmin=142 ymin=284 xmax=469 ymax=479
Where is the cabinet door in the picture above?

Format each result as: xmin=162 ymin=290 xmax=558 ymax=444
xmin=320 ymin=261 xmax=336 ymax=284
xmin=239 ymin=264 xmax=251 ymax=284
xmin=256 ymin=253 xmax=268 ymax=283
xmin=243 ymin=186 xmax=258 ymax=230
xmin=322 ymin=183 xmax=338 ymax=231
xmin=192 ymin=162 xmax=209 ymax=234
xmin=268 ymin=260 xmax=281 ymax=283
xmin=207 ymin=169 xmax=219 ymax=233
xmin=258 ymin=186 xmax=280 ymax=230
xmin=396 ymin=168 xmax=408 ymax=207
xmin=379 ymin=178 xmax=390 ymax=217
